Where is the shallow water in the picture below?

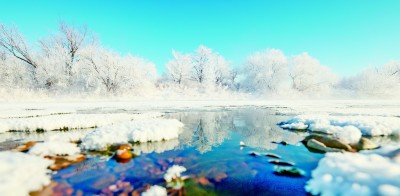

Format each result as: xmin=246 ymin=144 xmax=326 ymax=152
xmin=49 ymin=108 xmax=321 ymax=195
xmin=4 ymin=108 xmax=397 ymax=195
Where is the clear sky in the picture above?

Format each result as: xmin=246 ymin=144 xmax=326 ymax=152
xmin=1 ymin=0 xmax=399 ymax=76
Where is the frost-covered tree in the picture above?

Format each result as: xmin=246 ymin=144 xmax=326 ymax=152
xmin=37 ymin=22 xmax=92 ymax=88
xmin=243 ymin=49 xmax=288 ymax=93
xmin=0 ymin=23 xmax=38 ymax=83
xmin=340 ymin=61 xmax=400 ymax=97
xmin=289 ymin=53 xmax=338 ymax=94
xmin=165 ymin=45 xmax=232 ymax=90
xmin=0 ymin=52 xmax=32 ymax=88
xmin=165 ymin=50 xmax=192 ymax=85
xmin=81 ymin=45 xmax=156 ymax=93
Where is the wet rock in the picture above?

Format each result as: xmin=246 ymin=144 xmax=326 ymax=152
xmin=15 ymin=141 xmax=36 ymax=152
xmin=265 ymin=153 xmax=281 ymax=159
xmin=46 ymin=154 xmax=86 ymax=171
xmin=272 ymin=141 xmax=288 ymax=145
xmin=306 ymin=139 xmax=344 ymax=153
xmin=358 ymin=137 xmax=379 ymax=150
xmin=273 ymin=166 xmax=305 ymax=177
xmin=117 ymin=144 xmax=133 ymax=151
xmin=249 ymin=151 xmax=260 ymax=156
xmin=268 ymin=159 xmax=295 ymax=166
xmin=115 ymin=150 xmax=133 ymax=163
xmin=304 ymin=135 xmax=352 ymax=151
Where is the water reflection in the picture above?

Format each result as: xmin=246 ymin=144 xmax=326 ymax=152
xmin=133 ymin=139 xmax=179 ymax=154
xmin=169 ymin=109 xmax=308 ymax=153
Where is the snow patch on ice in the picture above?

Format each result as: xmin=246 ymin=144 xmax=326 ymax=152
xmin=305 ymin=151 xmax=400 ymax=196
xmin=28 ymin=141 xmax=80 ymax=157
xmin=0 ymin=151 xmax=53 ymax=195
xmin=81 ymin=119 xmax=184 ymax=150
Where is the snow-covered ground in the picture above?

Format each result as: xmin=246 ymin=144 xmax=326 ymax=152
xmin=0 ymin=151 xmax=53 ymax=195
xmin=1 ymin=99 xmax=399 ymax=116
xmin=306 ymin=146 xmax=400 ymax=196
xmin=0 ymin=112 xmax=163 ymax=133
xmin=81 ymin=119 xmax=184 ymax=151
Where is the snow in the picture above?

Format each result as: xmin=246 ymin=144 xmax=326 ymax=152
xmin=0 ymin=113 xmax=132 ymax=133
xmin=0 ymin=112 xmax=163 ymax=133
xmin=280 ymin=115 xmax=400 ymax=144
xmin=81 ymin=119 xmax=184 ymax=150
xmin=305 ymin=151 xmax=400 ymax=196
xmin=0 ymin=151 xmax=54 ymax=196
xmin=164 ymin=165 xmax=187 ymax=182
xmin=141 ymin=185 xmax=167 ymax=196
xmin=28 ymin=141 xmax=80 ymax=157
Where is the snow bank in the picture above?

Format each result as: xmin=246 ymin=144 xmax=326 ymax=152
xmin=28 ymin=141 xmax=80 ymax=156
xmin=0 ymin=151 xmax=53 ymax=195
xmin=142 ymin=185 xmax=167 ymax=196
xmin=280 ymin=115 xmax=400 ymax=143
xmin=305 ymin=151 xmax=400 ymax=196
xmin=0 ymin=112 xmax=162 ymax=133
xmin=81 ymin=119 xmax=184 ymax=150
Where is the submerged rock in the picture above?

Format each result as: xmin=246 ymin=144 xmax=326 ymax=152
xmin=358 ymin=137 xmax=379 ymax=150
xmin=268 ymin=159 xmax=295 ymax=166
xmin=46 ymin=154 xmax=86 ymax=171
xmin=273 ymin=166 xmax=305 ymax=177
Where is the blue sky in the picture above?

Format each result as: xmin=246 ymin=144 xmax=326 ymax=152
xmin=1 ymin=0 xmax=399 ymax=76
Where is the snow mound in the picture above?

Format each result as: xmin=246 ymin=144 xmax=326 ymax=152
xmin=0 ymin=151 xmax=54 ymax=195
xmin=142 ymin=185 xmax=167 ymax=196
xmin=81 ymin=119 xmax=184 ymax=150
xmin=28 ymin=141 xmax=80 ymax=156
xmin=280 ymin=115 xmax=400 ymax=143
xmin=305 ymin=152 xmax=400 ymax=196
